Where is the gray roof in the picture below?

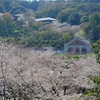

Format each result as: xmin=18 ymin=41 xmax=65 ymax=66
xmin=65 ymin=37 xmax=91 ymax=47
xmin=35 ymin=17 xmax=56 ymax=22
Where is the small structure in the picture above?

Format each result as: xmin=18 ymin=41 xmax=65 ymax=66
xmin=42 ymin=46 xmax=53 ymax=51
xmin=35 ymin=17 xmax=56 ymax=23
xmin=64 ymin=37 xmax=92 ymax=54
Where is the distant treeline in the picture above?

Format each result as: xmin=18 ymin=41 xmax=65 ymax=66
xmin=0 ymin=0 xmax=100 ymax=48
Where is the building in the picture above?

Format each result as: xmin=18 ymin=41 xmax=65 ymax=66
xmin=35 ymin=17 xmax=56 ymax=23
xmin=64 ymin=37 xmax=92 ymax=54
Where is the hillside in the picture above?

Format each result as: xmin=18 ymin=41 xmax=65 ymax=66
xmin=0 ymin=0 xmax=100 ymax=49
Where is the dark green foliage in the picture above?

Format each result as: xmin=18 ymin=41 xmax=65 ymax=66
xmin=89 ymin=12 xmax=100 ymax=40
xmin=34 ymin=30 xmax=65 ymax=49
xmin=83 ymin=12 xmax=100 ymax=41
xmin=19 ymin=1 xmax=29 ymax=8
xmin=80 ymin=16 xmax=89 ymax=23
xmin=0 ymin=4 xmax=4 ymax=12
xmin=10 ymin=6 xmax=26 ymax=15
xmin=29 ymin=1 xmax=39 ymax=11
xmin=91 ymin=39 xmax=100 ymax=64
xmin=0 ymin=0 xmax=100 ymax=48
xmin=0 ymin=14 xmax=14 ymax=37
xmin=0 ymin=13 xmax=70 ymax=49
xmin=68 ymin=12 xmax=81 ymax=25
xmin=57 ymin=8 xmax=78 ymax=23
xmin=35 ymin=5 xmax=59 ymax=18
xmin=1 ymin=0 xmax=100 ymax=25
xmin=2 ymin=0 xmax=11 ymax=12
xmin=84 ymin=74 xmax=100 ymax=100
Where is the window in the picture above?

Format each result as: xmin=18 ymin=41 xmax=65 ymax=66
xmin=81 ymin=48 xmax=87 ymax=54
xmin=76 ymin=41 xmax=78 ymax=44
xmin=75 ymin=48 xmax=80 ymax=54
xmin=68 ymin=48 xmax=73 ymax=54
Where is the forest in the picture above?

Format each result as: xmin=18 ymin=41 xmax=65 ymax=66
xmin=0 ymin=0 xmax=100 ymax=49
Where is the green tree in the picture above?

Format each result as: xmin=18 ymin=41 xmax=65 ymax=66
xmin=0 ymin=13 xmax=14 ymax=37
xmin=25 ymin=36 xmax=36 ymax=47
xmin=68 ymin=12 xmax=81 ymax=25
xmin=57 ymin=8 xmax=78 ymax=23
xmin=0 ymin=4 xmax=4 ymax=12
xmin=62 ymin=32 xmax=71 ymax=43
xmin=92 ymin=39 xmax=100 ymax=64
xmin=2 ymin=0 xmax=11 ymax=11
xmin=89 ymin=12 xmax=100 ymax=41
xmin=1 ymin=12 xmax=13 ymax=22
xmin=10 ymin=6 xmax=26 ymax=15
xmin=29 ymin=1 xmax=38 ymax=11
xmin=80 ymin=16 xmax=89 ymax=23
